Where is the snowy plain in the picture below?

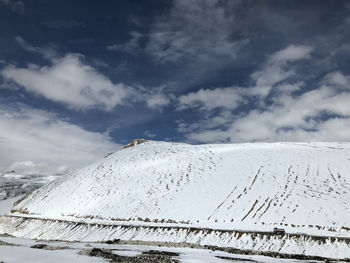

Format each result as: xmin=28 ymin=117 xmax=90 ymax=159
xmin=0 ymin=234 xmax=341 ymax=263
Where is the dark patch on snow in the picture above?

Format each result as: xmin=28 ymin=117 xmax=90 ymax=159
xmin=30 ymin=243 xmax=70 ymax=250
xmin=85 ymin=247 xmax=180 ymax=263
xmin=216 ymin=255 xmax=256 ymax=262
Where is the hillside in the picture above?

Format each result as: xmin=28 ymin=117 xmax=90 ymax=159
xmin=1 ymin=140 xmax=350 ymax=259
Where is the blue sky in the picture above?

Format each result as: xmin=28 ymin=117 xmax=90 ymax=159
xmin=0 ymin=0 xmax=350 ymax=173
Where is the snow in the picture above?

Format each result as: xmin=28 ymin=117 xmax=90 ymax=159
xmin=0 ymin=235 xmax=104 ymax=263
xmin=1 ymin=215 xmax=348 ymax=259
xmin=0 ymin=246 xmax=105 ymax=263
xmin=0 ymin=236 xmax=333 ymax=263
xmin=10 ymin=142 xmax=350 ymax=233
xmin=1 ymin=141 xmax=350 ymax=259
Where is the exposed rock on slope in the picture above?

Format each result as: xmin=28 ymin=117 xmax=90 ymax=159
xmin=123 ymin=138 xmax=148 ymax=149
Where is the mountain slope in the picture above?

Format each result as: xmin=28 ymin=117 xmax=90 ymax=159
xmin=9 ymin=141 xmax=350 ymax=237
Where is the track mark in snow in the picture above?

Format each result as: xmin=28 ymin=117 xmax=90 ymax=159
xmin=241 ymin=200 xmax=258 ymax=221
xmin=252 ymin=198 xmax=269 ymax=219
xmin=207 ymin=186 xmax=237 ymax=220
xmin=328 ymin=165 xmax=337 ymax=182
xmin=258 ymin=199 xmax=273 ymax=219
xmin=248 ymin=166 xmax=262 ymax=190
xmin=227 ymin=166 xmax=263 ymax=211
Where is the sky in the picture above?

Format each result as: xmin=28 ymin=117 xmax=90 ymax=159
xmin=0 ymin=0 xmax=350 ymax=173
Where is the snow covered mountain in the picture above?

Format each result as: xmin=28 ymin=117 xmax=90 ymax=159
xmin=9 ymin=141 xmax=350 ymax=233
xmin=2 ymin=140 xmax=350 ymax=259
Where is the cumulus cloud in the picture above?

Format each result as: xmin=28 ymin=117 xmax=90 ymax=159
xmin=0 ymin=104 xmax=121 ymax=174
xmin=182 ymin=73 xmax=350 ymax=143
xmin=1 ymin=53 xmax=130 ymax=111
xmin=0 ymin=37 xmax=134 ymax=111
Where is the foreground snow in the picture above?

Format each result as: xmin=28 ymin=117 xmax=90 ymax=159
xmin=0 ymin=246 xmax=104 ymax=263
xmin=0 ymin=235 xmax=339 ymax=263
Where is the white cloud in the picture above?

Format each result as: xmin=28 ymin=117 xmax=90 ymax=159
xmin=178 ymin=87 xmax=244 ymax=111
xmin=1 ymin=53 xmax=130 ymax=111
xmin=138 ymin=85 xmax=172 ymax=110
xmin=249 ymin=44 xmax=313 ymax=97
xmin=181 ymin=72 xmax=350 ymax=143
xmin=274 ymin=82 xmax=304 ymax=94
xmin=249 ymin=63 xmax=295 ymax=97
xmin=323 ymin=71 xmax=350 ymax=88
xmin=267 ymin=44 xmax=313 ymax=64
xmin=146 ymin=93 xmax=170 ymax=109
xmin=0 ymin=104 xmax=121 ymax=174
xmin=3 ymin=37 xmax=175 ymax=112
